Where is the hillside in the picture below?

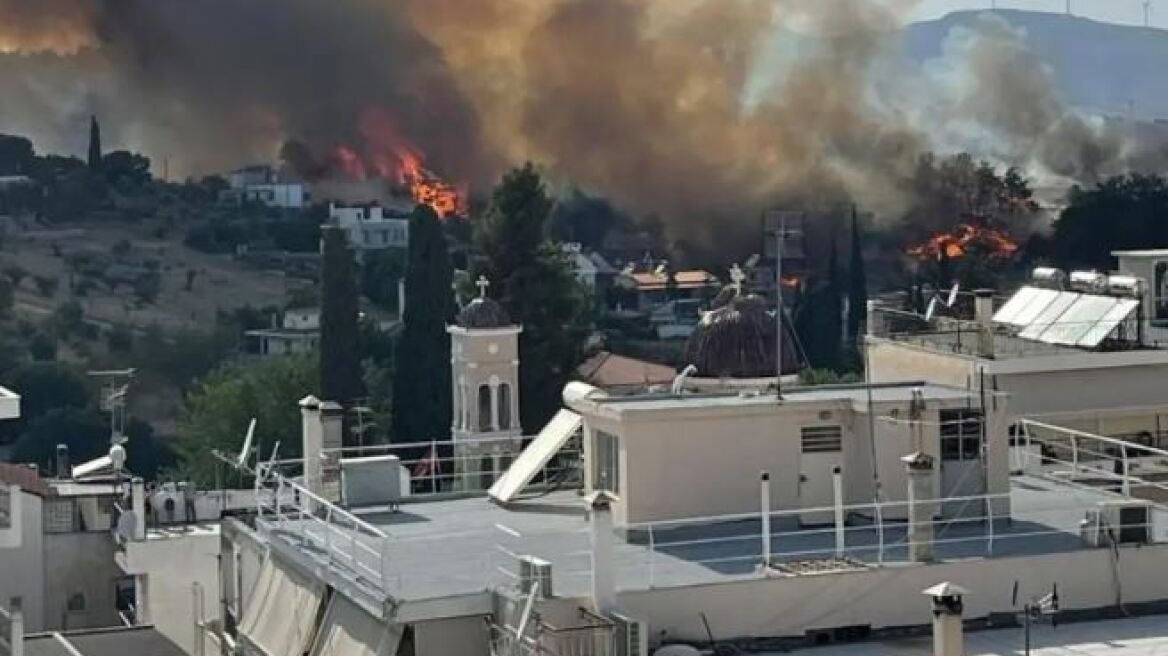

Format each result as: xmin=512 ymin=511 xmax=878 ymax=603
xmin=905 ymin=9 xmax=1168 ymax=120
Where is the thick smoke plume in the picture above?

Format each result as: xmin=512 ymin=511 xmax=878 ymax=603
xmin=0 ymin=0 xmax=1163 ymax=252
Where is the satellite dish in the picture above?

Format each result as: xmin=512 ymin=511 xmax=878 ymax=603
xmin=236 ymin=418 xmax=257 ymax=469
xmin=947 ymin=283 xmax=960 ymax=307
xmin=109 ymin=444 xmax=127 ymax=473
xmin=925 ymin=297 xmax=938 ymax=322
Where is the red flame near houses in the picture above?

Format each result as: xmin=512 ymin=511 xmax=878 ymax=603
xmin=907 ymin=223 xmax=1019 ymax=261
xmin=331 ymin=108 xmax=467 ymax=218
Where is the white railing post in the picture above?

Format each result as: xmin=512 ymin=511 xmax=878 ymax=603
xmin=647 ymin=524 xmax=656 ymax=588
xmin=324 ymin=506 xmax=333 ymax=562
xmin=876 ymin=501 xmax=885 ymax=565
xmin=985 ymin=495 xmax=994 ymax=556
xmin=1121 ymin=445 xmax=1132 ymax=497
xmin=759 ymin=472 xmax=772 ymax=571
xmin=430 ymin=439 xmax=438 ymax=494
xmin=1071 ymin=435 xmax=1079 ymax=478
xmin=833 ymin=466 xmax=845 ymax=558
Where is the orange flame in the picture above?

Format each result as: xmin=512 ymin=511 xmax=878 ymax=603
xmin=780 ymin=275 xmax=800 ymax=289
xmin=330 ymin=108 xmax=467 ymax=219
xmin=907 ymin=223 xmax=1018 ymax=261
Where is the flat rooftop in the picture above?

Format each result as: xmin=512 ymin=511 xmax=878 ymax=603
xmin=258 ymin=475 xmax=1168 ymax=604
xmin=590 ymin=382 xmax=976 ymax=413
xmin=779 ymin=612 xmax=1168 ymax=655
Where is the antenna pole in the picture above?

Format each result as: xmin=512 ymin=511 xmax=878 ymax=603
xmin=775 ymin=214 xmax=785 ymax=399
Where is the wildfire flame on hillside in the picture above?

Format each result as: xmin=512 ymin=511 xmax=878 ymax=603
xmin=331 ymin=108 xmax=466 ymax=218
xmin=907 ymin=223 xmax=1019 ymax=260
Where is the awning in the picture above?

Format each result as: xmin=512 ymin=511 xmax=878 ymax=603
xmin=310 ymin=593 xmax=403 ymax=656
xmin=238 ymin=551 xmax=326 ymax=656
xmin=489 ymin=409 xmax=582 ymax=503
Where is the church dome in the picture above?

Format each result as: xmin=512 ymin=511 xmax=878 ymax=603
xmin=683 ymin=290 xmax=801 ymax=378
xmin=457 ymin=297 xmax=511 ymax=329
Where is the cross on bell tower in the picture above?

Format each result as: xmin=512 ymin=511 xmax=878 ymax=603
xmin=447 ymin=276 xmax=523 ymax=491
xmin=729 ymin=263 xmax=746 ymax=294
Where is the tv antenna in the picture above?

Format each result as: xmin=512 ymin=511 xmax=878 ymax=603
xmin=88 ymin=368 xmax=136 ymax=445
xmin=1012 ymin=581 xmax=1060 ymax=655
xmin=924 ymin=283 xmax=961 ymax=322
xmin=764 ymin=210 xmax=803 ymax=399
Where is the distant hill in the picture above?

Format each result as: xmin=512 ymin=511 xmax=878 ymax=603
xmin=905 ymin=9 xmax=1168 ymax=120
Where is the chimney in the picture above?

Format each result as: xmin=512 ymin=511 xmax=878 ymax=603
xmin=317 ymin=401 xmax=344 ymax=504
xmin=902 ymin=451 xmax=936 ymax=563
xmin=7 ymin=596 xmax=23 ymax=656
xmin=922 ymin=582 xmax=969 ymax=656
xmin=586 ymin=490 xmax=618 ymax=614
xmin=299 ymin=395 xmax=323 ymax=506
xmin=974 ymin=289 xmax=995 ymax=359
xmin=131 ymin=477 xmax=147 ymax=541
xmin=55 ymin=444 xmax=70 ymax=479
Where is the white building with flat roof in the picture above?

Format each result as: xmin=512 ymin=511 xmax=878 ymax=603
xmin=329 ymin=203 xmax=410 ymax=258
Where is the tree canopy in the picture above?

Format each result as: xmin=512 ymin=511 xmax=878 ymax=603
xmin=391 ymin=205 xmax=454 ymax=442
xmin=475 ymin=164 xmax=591 ymax=431
xmin=175 ymin=354 xmax=319 ymax=485
xmin=1048 ymin=174 xmax=1168 ymax=269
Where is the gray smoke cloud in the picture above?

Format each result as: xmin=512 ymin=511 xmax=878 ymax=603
xmin=0 ymin=1 xmax=1162 ymax=253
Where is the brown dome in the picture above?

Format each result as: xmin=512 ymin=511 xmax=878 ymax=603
xmin=683 ymin=293 xmax=801 ymax=378
xmin=457 ymin=297 xmax=511 ymax=328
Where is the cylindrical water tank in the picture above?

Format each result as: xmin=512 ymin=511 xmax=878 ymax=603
xmin=1107 ymin=275 xmax=1145 ymax=298
xmin=1031 ymin=267 xmax=1067 ymax=289
xmin=1069 ymin=270 xmax=1107 ymax=293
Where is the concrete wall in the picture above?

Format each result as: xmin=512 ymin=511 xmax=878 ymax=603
xmin=0 ymin=490 xmax=45 ymax=631
xmin=42 ymin=531 xmax=119 ymax=630
xmin=867 ymin=341 xmax=975 ymax=388
xmin=616 ymin=542 xmax=1168 ymax=643
xmin=122 ymin=530 xmax=221 ymax=655
xmin=414 ymin=615 xmax=490 ymax=656
xmin=995 ymin=365 xmax=1168 ymax=423
xmin=581 ymin=394 xmax=1008 ymax=527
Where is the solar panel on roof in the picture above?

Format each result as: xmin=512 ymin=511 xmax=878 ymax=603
xmin=994 ymin=286 xmax=1046 ymax=326
xmin=1019 ymin=291 xmax=1081 ymax=340
xmin=1077 ymin=298 xmax=1140 ymax=348
xmin=1002 ymin=287 xmax=1060 ymax=328
xmin=1035 ymin=294 xmax=1120 ymax=346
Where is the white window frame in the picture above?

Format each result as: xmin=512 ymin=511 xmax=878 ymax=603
xmin=593 ymin=430 xmax=620 ymax=494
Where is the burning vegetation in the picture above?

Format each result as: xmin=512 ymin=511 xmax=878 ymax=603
xmin=906 ymin=223 xmax=1019 ymax=261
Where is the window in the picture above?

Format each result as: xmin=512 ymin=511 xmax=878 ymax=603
xmin=44 ymin=498 xmax=77 ymax=533
xmin=498 ymin=384 xmax=512 ymax=430
xmin=801 ymin=425 xmax=843 ymax=453
xmin=0 ymin=487 xmax=10 ymax=529
xmin=593 ymin=430 xmax=620 ymax=494
xmin=478 ymin=385 xmax=492 ymax=432
xmin=940 ymin=409 xmax=983 ymax=461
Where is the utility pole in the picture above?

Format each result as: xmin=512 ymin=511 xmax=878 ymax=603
xmin=765 ymin=210 xmax=802 ymax=399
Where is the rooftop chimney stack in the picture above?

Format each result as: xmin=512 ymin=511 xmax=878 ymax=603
xmin=317 ymin=401 xmax=344 ymax=504
xmin=586 ymin=491 xmax=618 ymax=614
xmin=299 ymin=395 xmax=323 ymax=508
xmin=974 ymin=289 xmax=995 ymax=359
xmin=902 ymin=451 xmax=936 ymax=563
xmin=923 ymin=582 xmax=969 ymax=656
xmin=55 ymin=444 xmax=70 ymax=479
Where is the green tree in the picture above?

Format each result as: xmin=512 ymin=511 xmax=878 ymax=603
xmin=391 ymin=205 xmax=454 ymax=442
xmin=87 ymin=116 xmax=103 ymax=172
xmin=0 ymin=134 xmax=35 ymax=175
xmin=476 ymin=164 xmax=590 ymax=431
xmin=175 ymin=354 xmax=318 ymax=484
xmin=1051 ymin=174 xmax=1168 ymax=269
xmin=360 ymin=248 xmax=407 ymax=313
xmin=319 ymin=226 xmax=364 ymax=410
xmin=28 ymin=331 xmax=57 ymax=361
xmin=846 ymin=207 xmax=868 ymax=345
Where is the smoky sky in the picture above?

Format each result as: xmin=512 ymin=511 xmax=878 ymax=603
xmin=0 ymin=0 xmax=1163 ymax=254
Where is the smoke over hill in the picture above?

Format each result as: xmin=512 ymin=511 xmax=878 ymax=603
xmin=0 ymin=0 xmax=1164 ymax=251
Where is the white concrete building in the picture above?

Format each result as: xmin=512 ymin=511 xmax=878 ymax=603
xmin=226 ymin=166 xmax=308 ymax=209
xmin=244 ymin=308 xmax=320 ymax=358
xmin=329 ymin=203 xmax=410 ymax=258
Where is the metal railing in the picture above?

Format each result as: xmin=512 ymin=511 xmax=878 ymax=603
xmin=619 ymin=483 xmax=1165 ymax=590
xmin=1016 ymin=419 xmax=1168 ymax=500
xmin=319 ymin=435 xmax=583 ymax=498
xmin=254 ymin=462 xmax=394 ymax=592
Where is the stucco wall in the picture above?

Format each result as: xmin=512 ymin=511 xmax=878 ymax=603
xmin=414 ymin=615 xmax=490 ymax=656
xmin=122 ymin=530 xmax=221 ymax=655
xmin=867 ymin=341 xmax=975 ymax=388
xmin=42 ymin=531 xmax=120 ymax=630
xmin=0 ymin=490 xmax=45 ymax=631
xmin=617 ymin=542 xmax=1168 ymax=643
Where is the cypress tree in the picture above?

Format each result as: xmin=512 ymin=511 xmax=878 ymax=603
xmin=391 ymin=205 xmax=454 ymax=442
xmin=87 ymin=116 xmax=103 ymax=172
xmin=846 ymin=207 xmax=868 ymax=344
xmin=319 ymin=226 xmax=364 ymax=414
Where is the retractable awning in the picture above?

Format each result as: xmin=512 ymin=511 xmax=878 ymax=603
xmin=310 ymin=593 xmax=403 ymax=656
xmin=238 ymin=552 xmax=326 ymax=656
xmin=489 ymin=409 xmax=582 ymax=504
